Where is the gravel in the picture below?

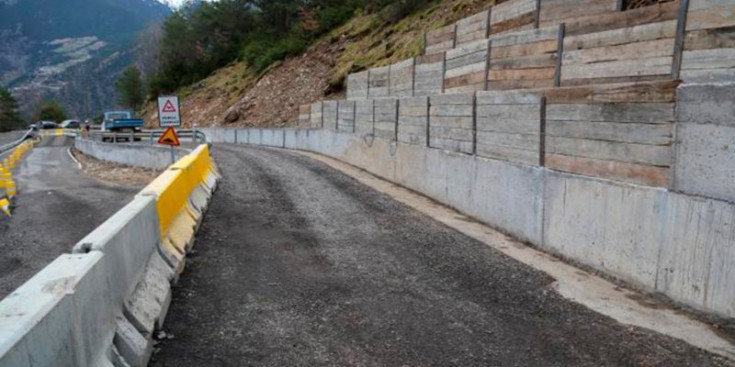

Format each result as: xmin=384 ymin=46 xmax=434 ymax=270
xmin=152 ymin=144 xmax=730 ymax=367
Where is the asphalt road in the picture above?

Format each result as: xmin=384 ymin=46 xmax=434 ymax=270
xmin=0 ymin=135 xmax=140 ymax=298
xmin=152 ymin=145 xmax=729 ymax=366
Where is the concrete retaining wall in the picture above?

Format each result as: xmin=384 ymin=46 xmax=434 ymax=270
xmin=205 ymin=126 xmax=735 ymax=320
xmin=475 ymin=90 xmax=541 ymax=165
xmin=374 ymin=98 xmax=398 ymax=140
xmin=397 ymin=96 xmax=429 ymax=146
xmin=355 ymin=100 xmax=374 ymax=136
xmin=429 ymin=93 xmax=474 ymax=154
xmin=338 ymin=100 xmax=356 ymax=133
xmin=368 ymin=66 xmax=390 ymax=99
xmin=389 ymin=59 xmax=415 ymax=98
xmin=75 ymin=139 xmax=189 ymax=170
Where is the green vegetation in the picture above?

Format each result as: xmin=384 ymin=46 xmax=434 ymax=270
xmin=149 ymin=0 xmax=433 ymax=95
xmin=0 ymin=86 xmax=24 ymax=132
xmin=34 ymin=101 xmax=68 ymax=123
xmin=115 ymin=66 xmax=146 ymax=114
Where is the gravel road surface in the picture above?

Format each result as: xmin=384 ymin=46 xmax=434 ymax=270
xmin=0 ymin=135 xmax=140 ymax=297
xmin=152 ymin=145 xmax=729 ymax=366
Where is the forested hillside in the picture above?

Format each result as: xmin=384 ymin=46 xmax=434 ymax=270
xmin=142 ymin=0 xmax=493 ymax=127
xmin=0 ymin=0 xmax=170 ymax=119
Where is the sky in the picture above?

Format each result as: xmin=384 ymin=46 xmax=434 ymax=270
xmin=158 ymin=0 xmax=186 ymax=7
xmin=158 ymin=0 xmax=214 ymax=8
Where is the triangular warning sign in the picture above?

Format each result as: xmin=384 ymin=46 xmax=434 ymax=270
xmin=157 ymin=126 xmax=181 ymax=147
xmin=162 ymin=99 xmax=177 ymax=113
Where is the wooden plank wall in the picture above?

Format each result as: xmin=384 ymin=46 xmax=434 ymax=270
xmin=563 ymin=1 xmax=679 ymax=37
xmin=681 ymin=0 xmax=735 ymax=82
xmin=425 ymin=24 xmax=456 ymax=55
xmin=337 ymin=100 xmax=356 ymax=133
xmin=538 ymin=0 xmax=618 ymax=28
xmin=414 ymin=54 xmax=445 ymax=96
xmin=489 ymin=0 xmax=537 ymax=35
xmin=327 ymin=80 xmax=678 ymax=187
xmin=398 ymin=96 xmax=429 ymax=146
xmin=347 ymin=71 xmax=369 ymax=100
xmin=543 ymin=81 xmax=677 ymax=187
xmin=456 ymin=10 xmax=491 ymax=46
xmin=429 ymin=93 xmax=475 ymax=154
xmin=561 ymin=19 xmax=678 ymax=86
xmin=368 ymin=66 xmax=390 ymax=98
xmin=310 ymin=102 xmax=323 ymax=128
xmin=298 ymin=104 xmax=311 ymax=128
xmin=374 ymin=98 xmax=398 ymax=140
xmin=475 ymin=90 xmax=542 ymax=165
xmin=444 ymin=39 xmax=490 ymax=93
xmin=355 ymin=100 xmax=374 ymax=136
xmin=487 ymin=26 xmax=559 ymax=90
xmin=390 ymin=59 xmax=415 ymax=98
xmin=322 ymin=101 xmax=338 ymax=131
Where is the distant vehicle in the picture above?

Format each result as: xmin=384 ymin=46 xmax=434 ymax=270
xmin=101 ymin=111 xmax=144 ymax=142
xmin=41 ymin=121 xmax=58 ymax=129
xmin=60 ymin=120 xmax=80 ymax=129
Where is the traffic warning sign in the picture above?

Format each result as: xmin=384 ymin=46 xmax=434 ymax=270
xmin=157 ymin=126 xmax=181 ymax=147
xmin=162 ymin=100 xmax=177 ymax=113
xmin=157 ymin=95 xmax=181 ymax=127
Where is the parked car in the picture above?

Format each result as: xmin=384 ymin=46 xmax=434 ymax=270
xmin=41 ymin=121 xmax=58 ymax=129
xmin=60 ymin=120 xmax=80 ymax=129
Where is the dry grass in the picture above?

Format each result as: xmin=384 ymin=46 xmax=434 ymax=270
xmin=141 ymin=0 xmax=497 ymax=128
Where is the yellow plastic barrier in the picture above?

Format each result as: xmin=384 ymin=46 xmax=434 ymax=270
xmin=4 ymin=180 xmax=16 ymax=198
xmin=139 ymin=144 xmax=219 ymax=273
xmin=0 ymin=198 xmax=9 ymax=217
xmin=0 ymin=140 xmax=35 ymax=214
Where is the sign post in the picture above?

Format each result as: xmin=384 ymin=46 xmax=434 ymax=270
xmin=158 ymin=127 xmax=181 ymax=164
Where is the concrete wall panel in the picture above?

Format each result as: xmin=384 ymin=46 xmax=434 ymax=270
xmin=674 ymin=83 xmax=735 ymax=203
xmin=544 ymin=170 xmax=735 ymax=318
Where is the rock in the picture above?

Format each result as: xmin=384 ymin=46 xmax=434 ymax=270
xmin=224 ymin=109 xmax=239 ymax=123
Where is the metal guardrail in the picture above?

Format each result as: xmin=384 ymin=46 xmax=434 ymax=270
xmin=0 ymin=128 xmax=35 ymax=158
xmin=83 ymin=129 xmax=207 ymax=144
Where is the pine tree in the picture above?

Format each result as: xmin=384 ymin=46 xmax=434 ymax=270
xmin=34 ymin=100 xmax=68 ymax=123
xmin=0 ymin=86 xmax=24 ymax=132
xmin=115 ymin=66 xmax=145 ymax=114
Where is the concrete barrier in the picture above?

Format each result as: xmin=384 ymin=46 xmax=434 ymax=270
xmin=205 ymin=127 xmax=735 ymax=320
xmin=75 ymin=138 xmax=190 ymax=170
xmin=0 ymin=144 xmax=219 ymax=366
xmin=138 ymin=144 xmax=219 ymax=276
xmin=0 ymin=252 xmax=111 ymax=367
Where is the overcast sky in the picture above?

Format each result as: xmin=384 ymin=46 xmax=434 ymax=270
xmin=159 ymin=0 xmax=214 ymax=8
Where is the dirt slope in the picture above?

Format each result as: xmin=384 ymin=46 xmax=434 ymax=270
xmin=143 ymin=0 xmax=494 ymax=129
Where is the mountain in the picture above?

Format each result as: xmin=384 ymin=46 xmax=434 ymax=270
xmin=0 ymin=0 xmax=171 ymax=119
